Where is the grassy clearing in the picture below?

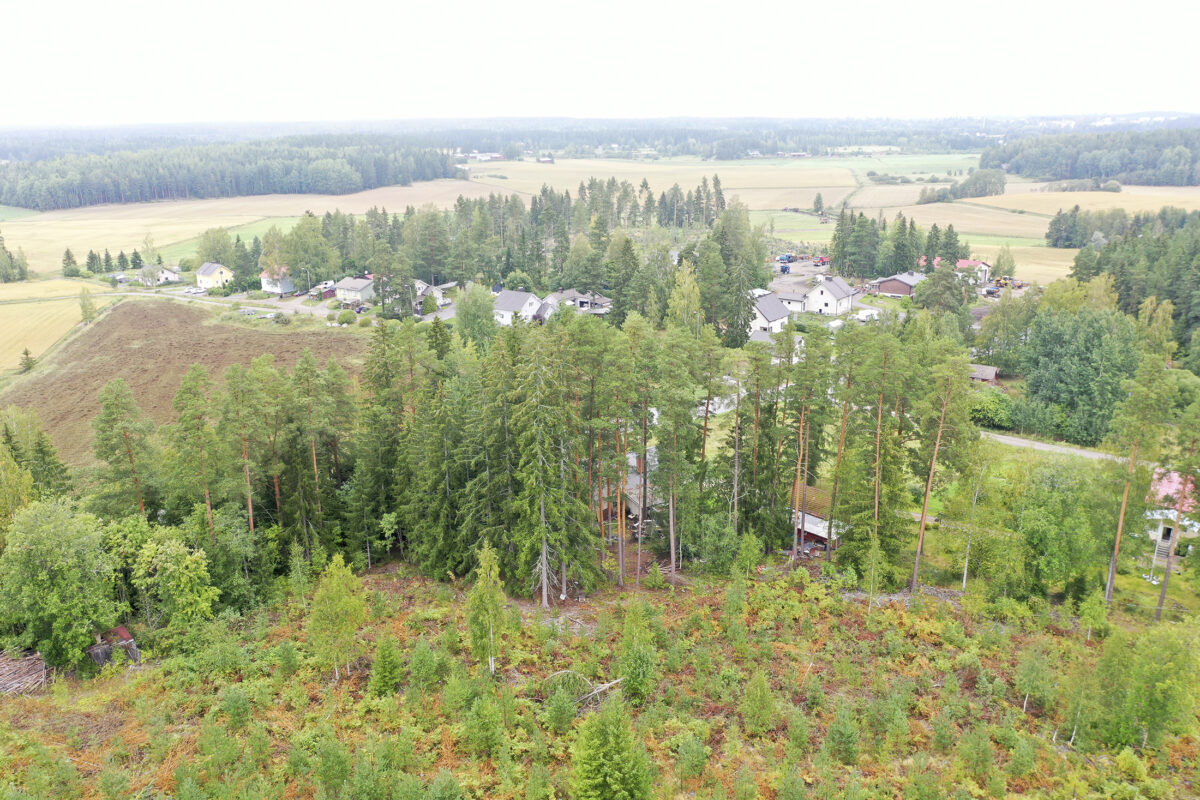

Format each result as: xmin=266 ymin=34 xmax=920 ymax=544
xmin=0 ymin=294 xmax=116 ymax=369
xmin=157 ymin=216 xmax=304 ymax=263
xmin=750 ymin=210 xmax=836 ymax=244
xmin=0 ymin=204 xmax=39 ymax=222
xmin=846 ymin=152 xmax=981 ymax=176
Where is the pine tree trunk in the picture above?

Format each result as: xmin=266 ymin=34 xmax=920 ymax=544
xmin=731 ymin=388 xmax=741 ymax=532
xmin=1104 ymin=442 xmax=1138 ymax=604
xmin=668 ymin=475 xmax=677 ymax=578
xmin=122 ymin=430 xmax=145 ymax=513
xmin=540 ymin=497 xmax=550 ymax=609
xmin=616 ymin=419 xmax=625 ymax=586
xmin=790 ymin=408 xmax=807 ymax=557
xmin=243 ymin=439 xmax=255 ymax=533
xmin=911 ymin=378 xmax=951 ymax=592
xmin=827 ymin=371 xmax=854 ymax=562
xmin=1155 ymin=468 xmax=1192 ymax=621
xmin=311 ymin=435 xmax=322 ymax=514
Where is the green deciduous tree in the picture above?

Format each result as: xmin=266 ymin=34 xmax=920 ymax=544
xmin=307 ymin=553 xmax=367 ymax=680
xmin=0 ymin=499 xmax=117 ymax=668
xmin=466 ymin=541 xmax=506 ymax=677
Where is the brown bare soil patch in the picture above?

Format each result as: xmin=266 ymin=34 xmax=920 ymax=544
xmin=0 ymin=299 xmax=368 ymax=466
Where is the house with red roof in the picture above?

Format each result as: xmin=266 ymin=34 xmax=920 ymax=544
xmin=1146 ymin=469 xmax=1198 ymax=567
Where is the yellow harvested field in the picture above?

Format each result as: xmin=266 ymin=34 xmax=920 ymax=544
xmin=0 ymin=296 xmax=115 ymax=369
xmin=463 ymin=158 xmax=858 ymax=198
xmin=0 ymin=278 xmax=113 ymax=301
xmin=730 ymin=186 xmax=853 ymax=211
xmin=847 ymin=184 xmax=927 ymax=208
xmin=971 ymin=187 xmax=1200 ymax=216
xmin=1 ymin=179 xmax=502 ymax=272
xmin=971 ymin=244 xmax=1078 ymax=285
xmin=856 ymin=202 xmax=1050 ymax=239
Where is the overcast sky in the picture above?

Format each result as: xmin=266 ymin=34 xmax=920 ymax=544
xmin=4 ymin=0 xmax=1195 ymax=127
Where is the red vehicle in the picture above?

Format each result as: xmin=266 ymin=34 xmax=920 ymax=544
xmin=813 ymin=256 xmax=830 ymax=266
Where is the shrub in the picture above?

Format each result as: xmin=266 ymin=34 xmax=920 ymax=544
xmin=358 ymin=316 xmax=372 ymax=327
xmin=826 ymin=701 xmax=860 ymax=765
xmin=958 ymin=727 xmax=993 ymax=782
xmin=337 ymin=309 xmax=356 ymax=325
xmin=220 ymin=687 xmax=251 ymax=730
xmin=675 ymin=731 xmax=708 ymax=780
xmin=543 ymin=686 xmax=577 ymax=734
xmin=740 ymin=672 xmax=776 ymax=735
xmin=427 ymin=770 xmax=463 ymax=800
xmin=409 ymin=637 xmax=447 ymax=692
xmin=969 ymin=388 xmax=1013 ymax=429
xmin=643 ymin=562 xmax=666 ymax=590
xmin=465 ymin=694 xmax=504 ymax=756
xmin=368 ymin=637 xmax=403 ymax=697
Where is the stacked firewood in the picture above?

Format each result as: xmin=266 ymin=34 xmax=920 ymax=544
xmin=0 ymin=652 xmax=50 ymax=695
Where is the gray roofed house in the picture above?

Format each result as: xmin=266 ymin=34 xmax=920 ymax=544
xmin=547 ymin=288 xmax=613 ymax=314
xmin=749 ymin=292 xmax=791 ymax=337
xmin=493 ymin=289 xmax=542 ymax=325
xmin=802 ymin=275 xmax=855 ymax=316
xmin=969 ymin=364 xmax=1000 ymax=384
xmin=872 ymin=271 xmax=926 ymax=297
xmin=335 ymin=276 xmax=376 ymax=305
xmin=195 ymin=262 xmax=233 ymax=289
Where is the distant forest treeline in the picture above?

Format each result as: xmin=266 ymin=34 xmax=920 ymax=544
xmin=0 ymin=136 xmax=461 ymax=210
xmin=982 ymin=128 xmax=1200 ymax=185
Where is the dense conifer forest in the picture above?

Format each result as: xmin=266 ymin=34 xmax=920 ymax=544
xmin=982 ymin=129 xmax=1200 ymax=185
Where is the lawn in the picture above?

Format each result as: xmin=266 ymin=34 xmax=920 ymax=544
xmin=0 ymin=204 xmax=39 ymax=222
xmin=1112 ymin=566 xmax=1200 ymax=622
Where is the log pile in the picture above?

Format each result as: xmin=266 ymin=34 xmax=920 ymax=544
xmin=0 ymin=651 xmax=50 ymax=695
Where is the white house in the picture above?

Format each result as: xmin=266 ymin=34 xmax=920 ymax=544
xmin=803 ymin=275 xmax=855 ymax=315
xmin=196 ymin=262 xmax=233 ymax=290
xmin=414 ymin=279 xmax=453 ymax=311
xmin=335 ymin=276 xmax=376 ymax=306
xmin=493 ymin=289 xmax=542 ymax=325
xmin=778 ymin=292 xmax=808 ymax=316
xmin=142 ymin=267 xmax=181 ymax=286
xmin=261 ymin=267 xmax=296 ymax=296
xmin=546 ymin=289 xmax=613 ymax=315
xmin=1147 ymin=470 xmax=1199 ymax=573
xmin=749 ymin=292 xmax=790 ymax=336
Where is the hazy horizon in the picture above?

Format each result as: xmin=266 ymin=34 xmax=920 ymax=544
xmin=6 ymin=0 xmax=1196 ymax=128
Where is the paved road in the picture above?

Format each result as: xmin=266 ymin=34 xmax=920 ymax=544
xmin=981 ymin=431 xmax=1116 ymax=462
